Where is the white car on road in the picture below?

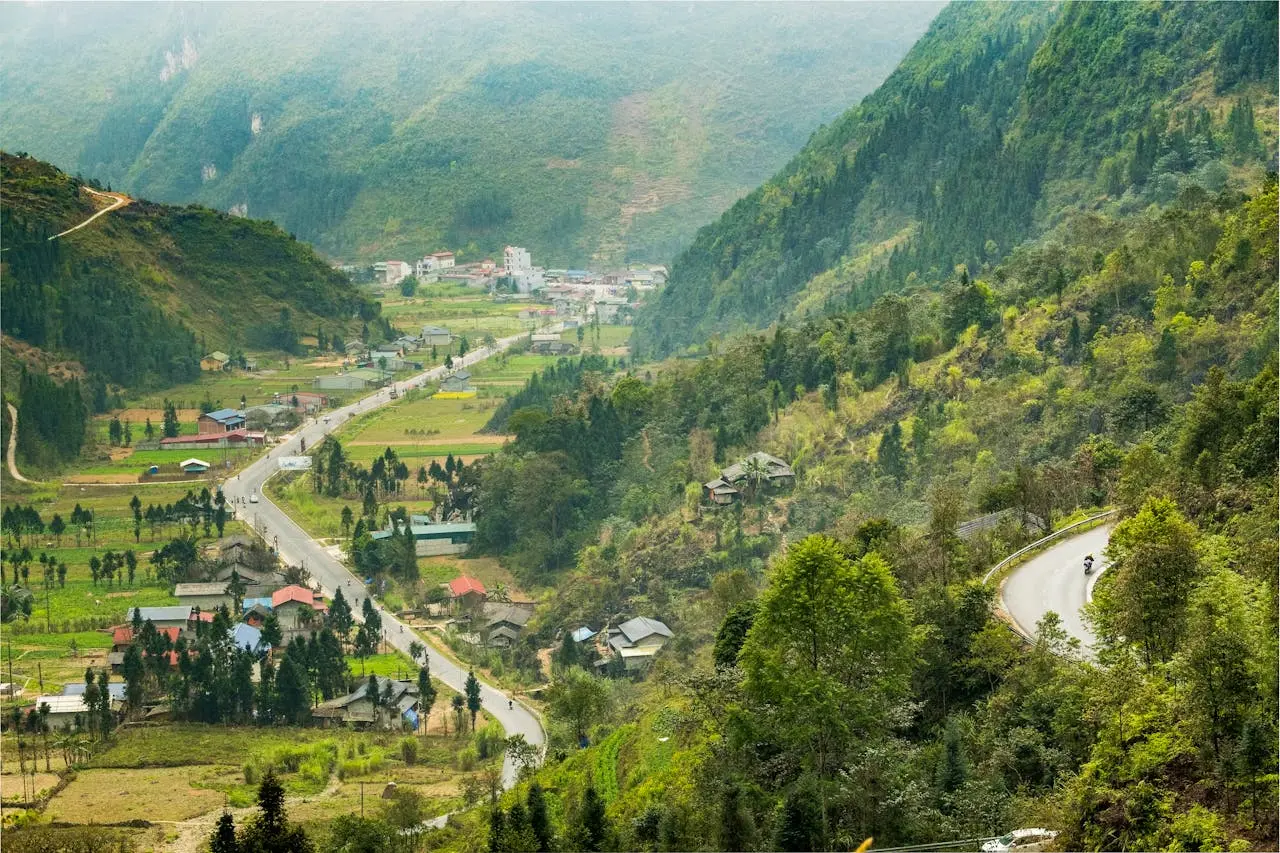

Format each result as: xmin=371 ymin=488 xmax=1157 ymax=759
xmin=982 ymin=828 xmax=1058 ymax=852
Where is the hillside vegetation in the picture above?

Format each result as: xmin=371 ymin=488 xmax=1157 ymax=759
xmin=0 ymin=3 xmax=941 ymax=266
xmin=1 ymin=152 xmax=373 ymax=467
xmin=450 ymin=170 xmax=1278 ymax=853
xmin=635 ymin=0 xmax=1277 ymax=355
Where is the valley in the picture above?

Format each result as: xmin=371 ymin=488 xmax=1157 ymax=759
xmin=1 ymin=2 xmax=1277 ymax=852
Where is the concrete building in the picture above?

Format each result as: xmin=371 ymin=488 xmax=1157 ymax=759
xmin=173 ymin=581 xmax=235 ymax=612
xmin=421 ymin=326 xmax=452 ymax=347
xmin=504 ymin=246 xmax=532 ymax=277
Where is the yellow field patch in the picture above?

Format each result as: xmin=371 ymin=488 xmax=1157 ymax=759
xmin=46 ymin=766 xmax=228 ymax=823
xmin=432 ymin=391 xmax=477 ymax=399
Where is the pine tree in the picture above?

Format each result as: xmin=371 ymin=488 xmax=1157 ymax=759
xmin=417 ymin=666 xmax=437 ymax=732
xmin=210 ymin=812 xmax=238 ymax=853
xmin=579 ymin=785 xmax=609 ymax=852
xmin=465 ymin=670 xmax=482 ymax=730
xmin=528 ymin=782 xmax=553 ymax=852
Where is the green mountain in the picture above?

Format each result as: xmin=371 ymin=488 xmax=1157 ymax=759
xmin=634 ymin=0 xmax=1277 ymax=355
xmin=0 ymin=151 xmax=373 ymax=391
xmin=0 ymin=3 xmax=942 ymax=266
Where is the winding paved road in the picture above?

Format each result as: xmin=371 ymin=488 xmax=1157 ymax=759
xmin=1000 ymin=522 xmax=1114 ymax=656
xmin=221 ymin=331 xmax=549 ymax=786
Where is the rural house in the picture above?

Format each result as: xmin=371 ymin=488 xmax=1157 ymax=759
xmin=439 ymin=370 xmax=474 ymax=394
xmin=201 ymin=352 xmax=230 ymax=371
xmin=181 ymin=458 xmax=212 ymax=475
xmin=30 ymin=694 xmax=91 ymax=730
xmin=312 ymin=676 xmax=421 ymax=730
xmin=173 ymin=581 xmax=235 ymax=612
xmin=483 ymin=603 xmax=534 ymax=648
xmin=420 ymin=326 xmax=453 ymax=347
xmin=446 ymin=576 xmax=487 ymax=611
xmin=125 ymin=606 xmax=196 ymax=635
xmin=198 ymin=409 xmax=247 ymax=434
xmin=702 ymin=451 xmax=795 ymax=505
xmin=271 ymin=585 xmax=326 ymax=643
xmin=601 ymin=616 xmax=673 ymax=673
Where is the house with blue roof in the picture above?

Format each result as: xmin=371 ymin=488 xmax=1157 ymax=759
xmin=198 ymin=408 xmax=246 ymax=434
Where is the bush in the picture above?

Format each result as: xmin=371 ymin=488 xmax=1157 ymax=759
xmin=400 ymin=738 xmax=419 ymax=766
xmin=243 ymin=762 xmax=258 ymax=786
xmin=456 ymin=747 xmax=478 ymax=772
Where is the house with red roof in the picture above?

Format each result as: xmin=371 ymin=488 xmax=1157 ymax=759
xmin=272 ymin=585 xmax=326 ymax=644
xmin=447 ymin=576 xmax=487 ymax=611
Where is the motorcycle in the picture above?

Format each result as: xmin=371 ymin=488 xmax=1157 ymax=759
xmin=1083 ymin=557 xmax=1095 ymax=576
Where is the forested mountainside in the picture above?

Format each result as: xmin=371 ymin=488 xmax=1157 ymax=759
xmin=441 ymin=173 xmax=1277 ymax=851
xmin=634 ymin=0 xmax=1277 ymax=356
xmin=0 ymin=152 xmax=374 ymax=464
xmin=0 ymin=3 xmax=941 ymax=266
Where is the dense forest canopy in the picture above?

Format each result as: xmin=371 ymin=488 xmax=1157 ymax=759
xmin=634 ymin=0 xmax=1278 ymax=356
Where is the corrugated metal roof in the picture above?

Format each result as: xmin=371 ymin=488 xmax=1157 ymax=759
xmin=127 ymin=606 xmax=193 ymax=622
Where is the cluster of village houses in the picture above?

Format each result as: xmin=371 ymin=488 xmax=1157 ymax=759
xmin=345 ymin=245 xmax=662 ymax=328
xmin=29 ymin=524 xmax=680 ymax=731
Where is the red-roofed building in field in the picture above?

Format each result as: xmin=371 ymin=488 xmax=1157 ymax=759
xmin=111 ymin=624 xmax=181 ymax=652
xmin=447 ymin=576 xmax=487 ymax=611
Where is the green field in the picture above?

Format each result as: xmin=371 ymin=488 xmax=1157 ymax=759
xmin=563 ymin=323 xmax=633 ymax=352
xmin=0 ymin=482 xmax=248 ymax=638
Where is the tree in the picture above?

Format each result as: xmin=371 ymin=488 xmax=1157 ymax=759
xmin=341 ymin=506 xmax=354 ymax=537
xmin=547 ymin=667 xmax=610 ymax=745
xmin=235 ymin=770 xmax=313 ymax=853
xmin=465 ymin=670 xmax=482 ymax=730
xmin=211 ymin=812 xmax=239 ymax=853
xmin=1175 ymin=569 xmax=1260 ymax=763
xmin=775 ymin=783 xmax=823 ymax=852
xmin=738 ymin=536 xmax=914 ymax=782
xmin=49 ymin=514 xmax=65 ymax=546
xmin=400 ymin=275 xmax=419 ymax=297
xmin=261 ymin=614 xmax=284 ymax=649
xmin=713 ymin=600 xmax=758 ymax=669
xmin=417 ymin=666 xmax=437 ymax=731
xmin=162 ymin=399 xmax=180 ymax=438
xmin=451 ymin=694 xmax=467 ymax=735
xmin=718 ymin=783 xmax=757 ymax=851
xmin=122 ymin=644 xmax=145 ymax=716
xmin=1091 ymin=497 xmax=1199 ymax=666
xmin=275 ymin=652 xmax=311 ymax=725
xmin=579 ymin=786 xmax=610 ymax=852
xmin=877 ymin=423 xmax=908 ymax=483
xmin=329 ymin=587 xmax=353 ymax=639
xmin=527 ymin=782 xmax=553 ymax=852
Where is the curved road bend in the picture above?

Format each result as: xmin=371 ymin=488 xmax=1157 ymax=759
xmin=222 ymin=329 xmax=552 ymax=786
xmin=1000 ymin=522 xmax=1114 ymax=658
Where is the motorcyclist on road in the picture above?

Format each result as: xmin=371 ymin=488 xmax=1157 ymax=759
xmin=1083 ymin=554 xmax=1095 ymax=575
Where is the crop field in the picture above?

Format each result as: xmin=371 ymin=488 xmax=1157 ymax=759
xmin=35 ymin=713 xmax=501 ymax=841
xmin=563 ymin=323 xmax=633 ymax=352
xmin=0 ymin=483 xmax=251 ymax=642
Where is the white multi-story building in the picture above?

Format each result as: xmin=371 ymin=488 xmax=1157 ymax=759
xmin=504 ymin=246 xmax=532 ymax=278
xmin=432 ymin=251 xmax=455 ymax=270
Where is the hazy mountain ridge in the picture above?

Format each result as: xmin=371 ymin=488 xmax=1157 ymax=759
xmin=0 ymin=2 xmax=943 ymax=266
xmin=0 ymin=152 xmax=373 ymax=390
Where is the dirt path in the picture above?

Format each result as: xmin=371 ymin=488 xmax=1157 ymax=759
xmin=5 ymin=403 xmax=33 ymax=483
xmin=48 ymin=186 xmax=131 ymax=241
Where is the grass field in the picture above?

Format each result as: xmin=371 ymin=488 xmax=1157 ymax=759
xmin=0 ymin=482 xmax=253 ymax=639
xmin=562 ymin=323 xmax=633 ymax=352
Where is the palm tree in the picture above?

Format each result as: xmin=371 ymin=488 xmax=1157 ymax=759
xmin=489 ymin=583 xmax=511 ymax=604
xmin=741 ymin=456 xmax=768 ymax=503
